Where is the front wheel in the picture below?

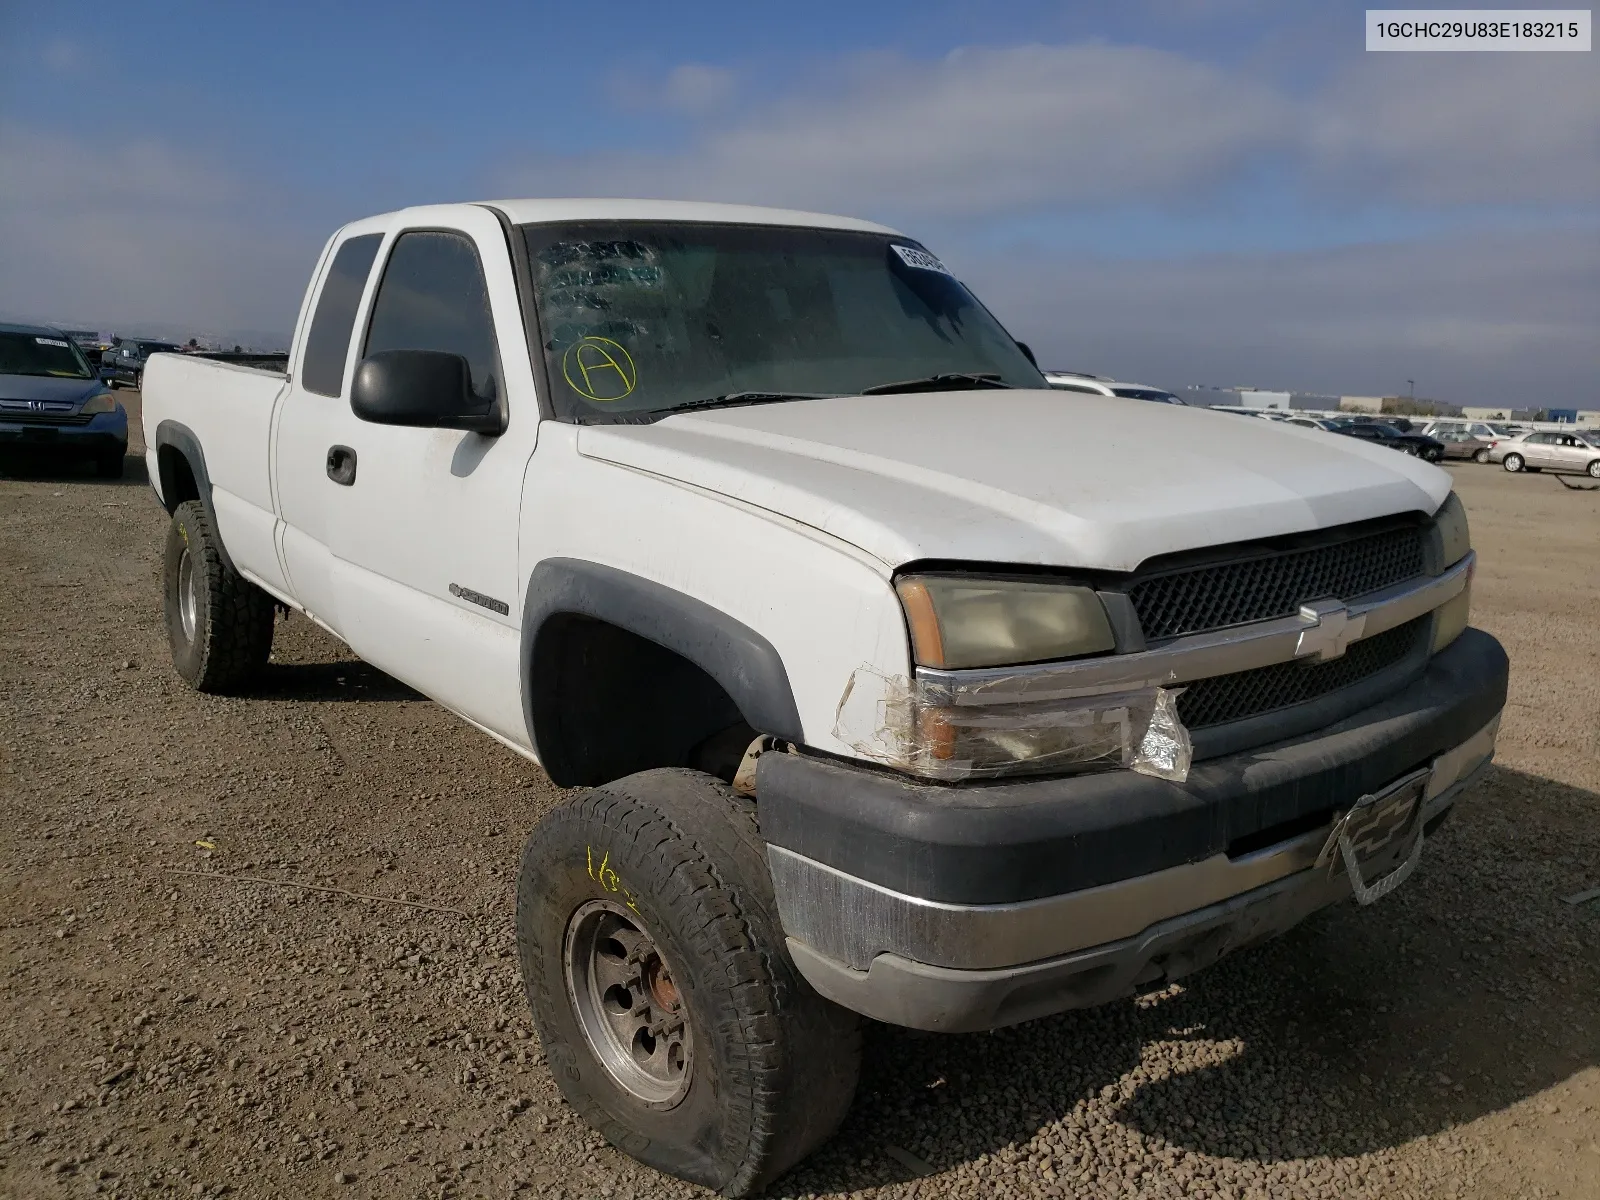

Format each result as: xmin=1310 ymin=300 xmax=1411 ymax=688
xmin=517 ymin=769 xmax=860 ymax=1196
xmin=1503 ymin=453 xmax=1524 ymax=472
xmin=1588 ymin=459 xmax=1600 ymax=479
xmin=1474 ymin=448 xmax=1490 ymax=464
xmin=163 ymin=500 xmax=276 ymax=692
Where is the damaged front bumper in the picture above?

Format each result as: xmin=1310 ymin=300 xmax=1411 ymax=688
xmin=756 ymin=628 xmax=1508 ymax=1032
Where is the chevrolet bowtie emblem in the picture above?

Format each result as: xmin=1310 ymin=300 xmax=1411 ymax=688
xmin=1294 ymin=600 xmax=1367 ymax=662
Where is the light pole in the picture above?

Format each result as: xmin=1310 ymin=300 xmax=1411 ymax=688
xmin=1407 ymin=379 xmax=1415 ymax=400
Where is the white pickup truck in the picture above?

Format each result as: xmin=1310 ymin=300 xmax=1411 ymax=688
xmin=142 ymin=199 xmax=1507 ymax=1195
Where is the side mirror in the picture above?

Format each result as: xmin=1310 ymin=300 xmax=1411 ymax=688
xmin=350 ymin=349 xmax=503 ymax=434
xmin=1015 ymin=341 xmax=1038 ymax=368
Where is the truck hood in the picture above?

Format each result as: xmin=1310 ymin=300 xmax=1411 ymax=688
xmin=576 ymin=391 xmax=1450 ymax=572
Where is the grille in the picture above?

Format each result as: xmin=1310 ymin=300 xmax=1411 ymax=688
xmin=0 ymin=404 xmax=92 ymax=426
xmin=1128 ymin=524 xmax=1426 ymax=641
xmin=1176 ymin=617 xmax=1426 ymax=730
xmin=0 ymin=412 xmax=94 ymax=426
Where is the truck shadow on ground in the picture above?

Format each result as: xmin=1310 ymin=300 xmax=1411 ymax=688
xmin=0 ymin=449 xmax=150 ymax=488
xmin=770 ymin=765 xmax=1600 ymax=1196
xmin=253 ymin=659 xmax=424 ymax=703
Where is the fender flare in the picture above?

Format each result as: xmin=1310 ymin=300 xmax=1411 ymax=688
xmin=521 ymin=559 xmax=804 ymax=780
xmin=152 ymin=420 xmax=237 ymax=574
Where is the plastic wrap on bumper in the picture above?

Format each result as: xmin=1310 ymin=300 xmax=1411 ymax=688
xmin=832 ymin=664 xmax=1192 ymax=783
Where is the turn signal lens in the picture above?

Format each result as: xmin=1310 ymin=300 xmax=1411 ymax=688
xmin=1435 ymin=492 xmax=1471 ymax=568
xmin=1431 ymin=582 xmax=1471 ymax=653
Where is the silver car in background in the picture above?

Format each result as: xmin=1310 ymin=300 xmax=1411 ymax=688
xmin=1490 ymin=430 xmax=1600 ymax=477
xmin=1430 ymin=427 xmax=1498 ymax=463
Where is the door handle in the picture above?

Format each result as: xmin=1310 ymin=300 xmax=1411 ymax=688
xmin=326 ymin=445 xmax=357 ymax=486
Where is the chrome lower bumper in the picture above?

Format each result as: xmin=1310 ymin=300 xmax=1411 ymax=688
xmin=773 ymin=716 xmax=1497 ymax=1031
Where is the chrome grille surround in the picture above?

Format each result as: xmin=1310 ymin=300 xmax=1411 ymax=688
xmin=915 ymin=553 xmax=1471 ymax=710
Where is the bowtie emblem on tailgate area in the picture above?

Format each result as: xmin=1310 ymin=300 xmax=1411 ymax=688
xmin=1295 ymin=599 xmax=1368 ymax=662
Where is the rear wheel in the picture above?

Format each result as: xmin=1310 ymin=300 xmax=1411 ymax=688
xmin=517 ymin=768 xmax=860 ymax=1196
xmin=1588 ymin=460 xmax=1600 ymax=479
xmin=163 ymin=500 xmax=275 ymax=692
xmin=1473 ymin=448 xmax=1490 ymax=464
xmin=1503 ymin=453 xmax=1524 ymax=473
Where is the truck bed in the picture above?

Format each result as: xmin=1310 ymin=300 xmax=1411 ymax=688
xmin=141 ymin=353 xmax=291 ymax=599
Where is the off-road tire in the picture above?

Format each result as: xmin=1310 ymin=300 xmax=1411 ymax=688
xmin=95 ymin=450 xmax=125 ymax=479
xmin=517 ymin=768 xmax=861 ymax=1196
xmin=163 ymin=500 xmax=275 ymax=693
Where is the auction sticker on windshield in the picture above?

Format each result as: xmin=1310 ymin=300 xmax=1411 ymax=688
xmin=891 ymin=245 xmax=952 ymax=275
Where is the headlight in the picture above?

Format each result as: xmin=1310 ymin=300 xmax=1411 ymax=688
xmin=80 ymin=391 xmax=119 ymax=415
xmin=894 ymin=575 xmax=1116 ymax=670
xmin=1435 ymin=491 xmax=1470 ymax=567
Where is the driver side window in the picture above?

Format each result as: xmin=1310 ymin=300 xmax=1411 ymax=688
xmin=364 ymin=230 xmax=502 ymax=405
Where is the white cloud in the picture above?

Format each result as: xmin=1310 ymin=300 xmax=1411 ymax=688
xmin=511 ymin=39 xmax=1599 ymax=219
xmin=517 ymin=43 xmax=1293 ymax=218
xmin=659 ymin=63 xmax=738 ymax=114
xmin=966 ymin=228 xmax=1600 ymax=405
xmin=0 ymin=123 xmax=314 ymax=338
xmin=42 ymin=39 xmax=82 ymax=72
xmin=5 ymin=35 xmax=1594 ymax=399
xmin=605 ymin=62 xmax=739 ymax=117
xmin=1309 ymin=52 xmax=1600 ymax=205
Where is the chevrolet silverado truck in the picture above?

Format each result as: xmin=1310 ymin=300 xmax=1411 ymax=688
xmin=141 ymin=199 xmax=1507 ymax=1196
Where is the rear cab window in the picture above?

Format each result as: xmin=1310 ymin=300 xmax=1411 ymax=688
xmin=301 ymin=233 xmax=383 ymax=398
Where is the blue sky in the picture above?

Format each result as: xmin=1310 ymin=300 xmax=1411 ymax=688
xmin=1 ymin=0 xmax=1595 ymax=404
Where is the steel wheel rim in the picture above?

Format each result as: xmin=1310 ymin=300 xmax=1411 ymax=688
xmin=563 ymin=898 xmax=693 ymax=1108
xmin=177 ymin=547 xmax=199 ymax=642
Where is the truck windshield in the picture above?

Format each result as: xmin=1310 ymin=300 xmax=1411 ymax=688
xmin=520 ymin=221 xmax=1045 ymax=421
xmin=0 ymin=331 xmax=94 ymax=379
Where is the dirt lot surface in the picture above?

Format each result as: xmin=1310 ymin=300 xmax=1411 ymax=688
xmin=2 ymin=399 xmax=1597 ymax=1200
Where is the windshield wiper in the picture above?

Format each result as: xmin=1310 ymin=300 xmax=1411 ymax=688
xmin=859 ymin=372 xmax=1012 ymax=395
xmin=668 ymin=391 xmax=838 ymax=414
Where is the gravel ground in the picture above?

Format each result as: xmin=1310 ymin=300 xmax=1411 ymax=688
xmin=2 ymin=401 xmax=1597 ymax=1200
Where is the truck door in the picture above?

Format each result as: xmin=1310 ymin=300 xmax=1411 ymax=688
xmin=273 ymin=228 xmax=386 ymax=630
xmin=320 ymin=210 xmax=539 ymax=741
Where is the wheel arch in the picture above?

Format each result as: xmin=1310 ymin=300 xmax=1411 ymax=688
xmin=152 ymin=420 xmax=237 ymax=573
xmin=521 ymin=559 xmax=804 ymax=788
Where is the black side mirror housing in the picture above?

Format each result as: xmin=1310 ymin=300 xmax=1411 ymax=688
xmin=350 ymin=349 xmax=503 ymax=434
xmin=1015 ymin=341 xmax=1038 ymax=368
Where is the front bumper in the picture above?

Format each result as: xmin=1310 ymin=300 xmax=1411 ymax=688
xmin=758 ymin=628 xmax=1507 ymax=1031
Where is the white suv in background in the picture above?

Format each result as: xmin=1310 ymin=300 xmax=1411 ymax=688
xmin=1044 ymin=370 xmax=1187 ymax=404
